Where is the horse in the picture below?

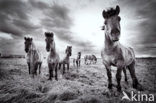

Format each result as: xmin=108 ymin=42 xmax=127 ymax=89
xmin=45 ymin=32 xmax=60 ymax=80
xmin=24 ymin=36 xmax=42 ymax=77
xmin=84 ymin=55 xmax=97 ymax=65
xmin=59 ymin=46 xmax=72 ymax=74
xmin=101 ymin=5 xmax=143 ymax=91
xmin=73 ymin=52 xmax=81 ymax=68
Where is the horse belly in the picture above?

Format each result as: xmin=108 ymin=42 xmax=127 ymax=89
xmin=122 ymin=47 xmax=135 ymax=66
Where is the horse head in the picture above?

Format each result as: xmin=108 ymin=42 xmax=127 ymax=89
xmin=65 ymin=46 xmax=72 ymax=56
xmin=78 ymin=52 xmax=81 ymax=58
xmin=44 ymin=32 xmax=55 ymax=52
xmin=102 ymin=5 xmax=121 ymax=42
xmin=24 ymin=36 xmax=33 ymax=53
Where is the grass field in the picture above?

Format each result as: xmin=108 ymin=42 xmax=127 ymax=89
xmin=0 ymin=58 xmax=156 ymax=103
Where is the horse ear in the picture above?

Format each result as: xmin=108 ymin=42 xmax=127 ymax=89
xmin=102 ymin=10 xmax=107 ymax=19
xmin=24 ymin=37 xmax=27 ymax=40
xmin=101 ymin=25 xmax=105 ymax=30
xmin=44 ymin=32 xmax=47 ymax=37
xmin=51 ymin=32 xmax=54 ymax=37
xmin=116 ymin=5 xmax=120 ymax=15
xmin=65 ymin=49 xmax=67 ymax=53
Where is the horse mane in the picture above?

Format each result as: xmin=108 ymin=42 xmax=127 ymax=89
xmin=102 ymin=5 xmax=120 ymax=19
xmin=45 ymin=32 xmax=53 ymax=37
xmin=30 ymin=42 xmax=37 ymax=51
xmin=50 ymin=41 xmax=57 ymax=56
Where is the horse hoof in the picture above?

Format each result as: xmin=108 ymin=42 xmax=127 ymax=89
xmin=133 ymin=84 xmax=144 ymax=91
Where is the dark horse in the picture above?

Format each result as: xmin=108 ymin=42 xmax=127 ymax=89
xmin=24 ymin=36 xmax=42 ymax=77
xmin=101 ymin=5 xmax=143 ymax=91
xmin=45 ymin=32 xmax=60 ymax=80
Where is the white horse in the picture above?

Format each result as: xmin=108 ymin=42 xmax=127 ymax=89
xmin=45 ymin=32 xmax=60 ymax=80
xmin=59 ymin=46 xmax=72 ymax=74
xmin=101 ymin=5 xmax=143 ymax=91
xmin=24 ymin=36 xmax=42 ymax=77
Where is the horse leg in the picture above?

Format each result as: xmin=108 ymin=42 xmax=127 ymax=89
xmin=73 ymin=60 xmax=75 ymax=67
xmin=123 ymin=67 xmax=128 ymax=83
xmin=38 ymin=62 xmax=42 ymax=74
xmin=27 ymin=62 xmax=30 ymax=74
xmin=58 ymin=63 xmax=61 ymax=70
xmin=48 ymin=63 xmax=52 ymax=80
xmin=105 ymin=65 xmax=112 ymax=89
xmin=76 ymin=60 xmax=78 ymax=68
xmin=127 ymin=61 xmax=143 ymax=90
xmin=79 ymin=60 xmax=81 ymax=67
xmin=55 ymin=63 xmax=58 ymax=81
xmin=67 ymin=63 xmax=69 ymax=71
xmin=116 ymin=67 xmax=123 ymax=92
xmin=63 ymin=63 xmax=65 ymax=74
xmin=34 ymin=63 xmax=38 ymax=75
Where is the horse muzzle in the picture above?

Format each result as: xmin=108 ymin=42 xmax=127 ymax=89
xmin=46 ymin=48 xmax=50 ymax=52
xmin=113 ymin=38 xmax=119 ymax=42
xmin=25 ymin=49 xmax=28 ymax=53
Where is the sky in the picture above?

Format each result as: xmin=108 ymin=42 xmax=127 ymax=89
xmin=0 ymin=0 xmax=156 ymax=58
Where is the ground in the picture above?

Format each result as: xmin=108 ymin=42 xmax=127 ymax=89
xmin=0 ymin=58 xmax=156 ymax=103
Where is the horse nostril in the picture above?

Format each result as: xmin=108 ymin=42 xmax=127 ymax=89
xmin=25 ymin=49 xmax=28 ymax=52
xmin=46 ymin=48 xmax=49 ymax=51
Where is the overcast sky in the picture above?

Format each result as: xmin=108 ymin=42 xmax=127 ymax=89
xmin=0 ymin=0 xmax=156 ymax=58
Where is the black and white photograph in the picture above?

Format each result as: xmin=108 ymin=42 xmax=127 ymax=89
xmin=0 ymin=0 xmax=156 ymax=103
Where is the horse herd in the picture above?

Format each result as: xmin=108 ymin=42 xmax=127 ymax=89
xmin=24 ymin=5 xmax=143 ymax=92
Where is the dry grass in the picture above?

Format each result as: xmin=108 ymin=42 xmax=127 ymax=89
xmin=0 ymin=58 xmax=155 ymax=103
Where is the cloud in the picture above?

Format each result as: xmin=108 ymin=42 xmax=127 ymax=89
xmin=118 ymin=0 xmax=156 ymax=56
xmin=0 ymin=0 xmax=40 ymax=37
xmin=0 ymin=0 xmax=155 ymax=57
xmin=40 ymin=3 xmax=95 ymax=49
xmin=0 ymin=0 xmax=95 ymax=55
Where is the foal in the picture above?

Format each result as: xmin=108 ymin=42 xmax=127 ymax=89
xmin=24 ymin=36 xmax=42 ymax=77
xmin=59 ymin=46 xmax=72 ymax=74
xmin=45 ymin=32 xmax=60 ymax=80
xmin=101 ymin=5 xmax=142 ymax=91
xmin=73 ymin=52 xmax=81 ymax=68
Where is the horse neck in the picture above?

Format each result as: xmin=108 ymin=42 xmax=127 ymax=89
xmin=65 ymin=53 xmax=70 ymax=59
xmin=104 ymin=32 xmax=118 ymax=50
xmin=28 ymin=42 xmax=36 ymax=54
xmin=77 ymin=55 xmax=81 ymax=59
xmin=50 ymin=41 xmax=56 ymax=57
